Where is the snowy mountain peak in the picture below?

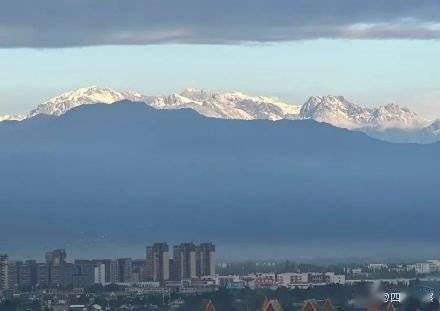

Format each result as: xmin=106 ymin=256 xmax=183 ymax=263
xmin=26 ymin=86 xmax=149 ymax=118
xmin=28 ymin=86 xmax=130 ymax=117
xmin=300 ymin=95 xmax=428 ymax=129
xmin=300 ymin=96 xmax=367 ymax=128
xmin=302 ymin=96 xmax=353 ymax=115
xmin=371 ymin=103 xmax=425 ymax=128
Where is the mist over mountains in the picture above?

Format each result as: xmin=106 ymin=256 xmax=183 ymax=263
xmin=1 ymin=86 xmax=439 ymax=144
xmin=1 ymin=101 xmax=440 ymax=258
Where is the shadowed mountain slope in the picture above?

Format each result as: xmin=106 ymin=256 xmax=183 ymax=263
xmin=1 ymin=101 xmax=439 ymax=257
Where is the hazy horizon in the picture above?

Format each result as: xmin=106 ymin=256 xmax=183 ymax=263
xmin=5 ymin=240 xmax=440 ymax=264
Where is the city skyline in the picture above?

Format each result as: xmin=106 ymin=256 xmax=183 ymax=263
xmin=0 ymin=242 xmax=216 ymax=290
xmin=2 ymin=244 xmax=440 ymax=310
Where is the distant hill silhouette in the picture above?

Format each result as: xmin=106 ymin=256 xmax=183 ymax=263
xmin=1 ymin=101 xmax=439 ymax=258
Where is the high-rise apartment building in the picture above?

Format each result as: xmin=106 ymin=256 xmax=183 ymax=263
xmin=169 ymin=258 xmax=177 ymax=281
xmin=92 ymin=259 xmax=117 ymax=283
xmin=73 ymin=260 xmax=95 ymax=287
xmin=44 ymin=249 xmax=70 ymax=287
xmin=173 ymin=243 xmax=197 ymax=280
xmin=0 ymin=254 xmax=8 ymax=290
xmin=131 ymin=259 xmax=147 ymax=282
xmin=117 ymin=258 xmax=132 ymax=283
xmin=19 ymin=260 xmax=38 ymax=287
xmin=171 ymin=242 xmax=216 ymax=280
xmin=110 ymin=260 xmax=119 ymax=283
xmin=50 ymin=263 xmax=64 ymax=287
xmin=7 ymin=261 xmax=21 ymax=289
xmin=197 ymin=242 xmax=216 ymax=277
xmin=37 ymin=263 xmax=50 ymax=287
xmin=146 ymin=243 xmax=170 ymax=282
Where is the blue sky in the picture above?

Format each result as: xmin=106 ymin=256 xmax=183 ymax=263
xmin=1 ymin=39 xmax=439 ymax=118
xmin=1 ymin=0 xmax=440 ymax=118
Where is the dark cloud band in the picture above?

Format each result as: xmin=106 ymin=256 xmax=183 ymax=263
xmin=1 ymin=0 xmax=439 ymax=47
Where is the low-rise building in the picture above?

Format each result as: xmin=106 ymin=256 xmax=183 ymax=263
xmin=277 ymin=272 xmax=345 ymax=288
xmin=368 ymin=264 xmax=388 ymax=270
xmin=325 ymin=272 xmax=345 ymax=285
xmin=277 ymin=273 xmax=309 ymax=287
xmin=253 ymin=273 xmax=277 ymax=288
xmin=414 ymin=260 xmax=440 ymax=274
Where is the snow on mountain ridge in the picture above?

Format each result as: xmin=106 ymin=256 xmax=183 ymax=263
xmin=25 ymin=86 xmax=301 ymax=121
xmin=426 ymin=119 xmax=440 ymax=135
xmin=300 ymin=95 xmax=429 ymax=129
xmin=0 ymin=114 xmax=25 ymax=122
xmin=24 ymin=86 xmax=299 ymax=120
xmin=146 ymin=91 xmax=255 ymax=120
xmin=4 ymin=87 xmax=430 ymax=128
xmin=2 ymin=86 xmax=437 ymax=143
xmin=28 ymin=86 xmax=150 ymax=118
xmin=172 ymin=87 xmax=300 ymax=120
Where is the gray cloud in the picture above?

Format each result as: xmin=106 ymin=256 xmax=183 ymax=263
xmin=1 ymin=0 xmax=440 ymax=47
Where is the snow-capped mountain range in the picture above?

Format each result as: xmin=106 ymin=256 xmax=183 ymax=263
xmin=300 ymin=95 xmax=428 ymax=129
xmin=1 ymin=86 xmax=438 ymax=143
xmin=24 ymin=86 xmax=301 ymax=121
